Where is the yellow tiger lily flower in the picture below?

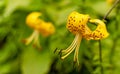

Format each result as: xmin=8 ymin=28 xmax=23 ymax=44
xmin=23 ymin=12 xmax=55 ymax=49
xmin=58 ymin=11 xmax=109 ymax=66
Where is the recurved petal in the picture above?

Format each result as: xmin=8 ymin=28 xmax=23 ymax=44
xmin=89 ymin=19 xmax=109 ymax=40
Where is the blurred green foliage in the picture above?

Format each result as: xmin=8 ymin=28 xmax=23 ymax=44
xmin=0 ymin=0 xmax=120 ymax=74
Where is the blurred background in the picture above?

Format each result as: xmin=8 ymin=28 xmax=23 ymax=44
xmin=0 ymin=0 xmax=120 ymax=74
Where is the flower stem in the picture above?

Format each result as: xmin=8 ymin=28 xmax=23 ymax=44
xmin=103 ymin=0 xmax=120 ymax=20
xmin=98 ymin=40 xmax=103 ymax=74
xmin=99 ymin=0 xmax=120 ymax=74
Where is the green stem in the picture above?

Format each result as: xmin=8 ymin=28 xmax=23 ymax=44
xmin=109 ymin=3 xmax=120 ymax=73
xmin=103 ymin=0 xmax=120 ymax=20
xmin=109 ymin=38 xmax=117 ymax=64
xmin=99 ymin=0 xmax=120 ymax=74
xmin=99 ymin=40 xmax=103 ymax=74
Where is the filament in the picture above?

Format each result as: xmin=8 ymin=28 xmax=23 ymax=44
xmin=61 ymin=42 xmax=77 ymax=60
xmin=74 ymin=34 xmax=82 ymax=66
xmin=61 ymin=34 xmax=79 ymax=54
xmin=25 ymin=30 xmax=38 ymax=45
xmin=33 ymin=30 xmax=40 ymax=47
xmin=61 ymin=34 xmax=79 ymax=60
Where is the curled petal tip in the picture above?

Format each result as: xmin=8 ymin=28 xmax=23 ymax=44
xmin=88 ymin=19 xmax=109 ymax=40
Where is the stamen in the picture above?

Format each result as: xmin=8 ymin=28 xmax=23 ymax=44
xmin=74 ymin=34 xmax=82 ymax=66
xmin=54 ymin=48 xmax=58 ymax=53
xmin=61 ymin=34 xmax=79 ymax=54
xmin=61 ymin=42 xmax=77 ymax=60
xmin=60 ymin=34 xmax=80 ymax=60
xmin=24 ymin=30 xmax=38 ymax=45
xmin=33 ymin=30 xmax=41 ymax=48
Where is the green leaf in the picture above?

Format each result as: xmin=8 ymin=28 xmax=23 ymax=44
xmin=21 ymin=47 xmax=52 ymax=74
